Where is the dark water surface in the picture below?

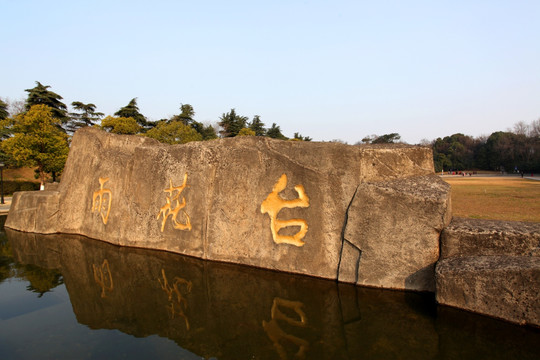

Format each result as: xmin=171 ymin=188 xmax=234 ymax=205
xmin=1 ymin=217 xmax=539 ymax=359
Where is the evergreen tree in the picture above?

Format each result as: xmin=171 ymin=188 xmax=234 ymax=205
xmin=371 ymin=133 xmax=401 ymax=144
xmin=100 ymin=116 xmax=141 ymax=135
xmin=173 ymin=104 xmax=195 ymax=125
xmin=0 ymin=99 xmax=11 ymax=163
xmin=169 ymin=103 xmax=217 ymax=140
xmin=0 ymin=99 xmax=8 ymax=120
xmin=218 ymin=109 xmax=248 ymax=137
xmin=249 ymin=115 xmax=266 ymax=136
xmin=24 ymin=81 xmax=68 ymax=123
xmin=68 ymin=101 xmax=104 ymax=133
xmin=432 ymin=133 xmax=477 ymax=172
xmin=190 ymin=121 xmax=218 ymax=140
xmin=1 ymin=105 xmax=69 ymax=184
xmin=145 ymin=120 xmax=202 ymax=144
xmin=114 ymin=98 xmax=149 ymax=128
xmin=266 ymin=123 xmax=288 ymax=140
xmin=201 ymin=124 xmax=218 ymax=140
xmin=293 ymin=132 xmax=312 ymax=141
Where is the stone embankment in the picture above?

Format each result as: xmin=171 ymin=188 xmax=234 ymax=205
xmin=6 ymin=127 xmax=450 ymax=292
xmin=4 ymin=127 xmax=539 ymax=327
xmin=436 ymin=218 xmax=540 ymax=327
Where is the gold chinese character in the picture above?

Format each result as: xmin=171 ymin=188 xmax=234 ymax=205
xmin=261 ymin=174 xmax=309 ymax=247
xmin=93 ymin=259 xmax=113 ymax=298
xmin=92 ymin=177 xmax=112 ymax=225
xmin=159 ymin=269 xmax=192 ymax=330
xmin=262 ymin=297 xmax=309 ymax=360
xmin=157 ymin=173 xmax=192 ymax=232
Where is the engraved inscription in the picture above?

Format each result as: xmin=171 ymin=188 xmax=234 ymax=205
xmin=157 ymin=173 xmax=192 ymax=232
xmin=92 ymin=177 xmax=112 ymax=225
xmin=261 ymin=174 xmax=310 ymax=246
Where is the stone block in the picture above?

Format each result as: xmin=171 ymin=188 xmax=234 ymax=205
xmin=5 ymin=190 xmax=59 ymax=234
xmin=436 ymin=255 xmax=540 ymax=327
xmin=343 ymin=175 xmax=452 ymax=291
xmin=441 ymin=218 xmax=540 ymax=258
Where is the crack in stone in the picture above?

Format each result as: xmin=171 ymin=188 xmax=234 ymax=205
xmin=336 ymin=185 xmax=362 ymax=283
xmin=264 ymin=140 xmax=319 ymax=173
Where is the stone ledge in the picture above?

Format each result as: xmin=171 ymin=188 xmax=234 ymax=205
xmin=435 ymin=255 xmax=540 ymax=327
xmin=5 ymin=190 xmax=60 ymax=234
xmin=5 ymin=127 xmax=445 ymax=291
xmin=440 ymin=218 xmax=540 ymax=258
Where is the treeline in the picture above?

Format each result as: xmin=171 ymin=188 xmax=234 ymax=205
xmin=0 ymin=81 xmax=311 ymax=182
xmin=1 ymin=81 xmax=539 ymax=181
xmin=1 ymin=81 xmax=311 ymax=142
xmin=431 ymin=121 xmax=540 ymax=173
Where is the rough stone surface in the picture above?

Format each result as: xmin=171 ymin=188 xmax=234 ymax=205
xmin=343 ymin=175 xmax=452 ymax=291
xmin=8 ymin=190 xmax=60 ymax=234
xmin=5 ymin=127 xmax=446 ymax=290
xmin=44 ymin=182 xmax=60 ymax=191
xmin=441 ymin=218 xmax=540 ymax=258
xmin=436 ymin=256 xmax=540 ymax=327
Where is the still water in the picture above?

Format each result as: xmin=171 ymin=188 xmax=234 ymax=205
xmin=0 ymin=216 xmax=539 ymax=359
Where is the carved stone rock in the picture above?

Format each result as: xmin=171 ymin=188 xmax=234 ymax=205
xmin=441 ymin=218 xmax=540 ymax=258
xmin=436 ymin=255 xmax=540 ymax=327
xmin=436 ymin=218 xmax=540 ymax=327
xmin=6 ymin=127 xmax=447 ymax=290
xmin=342 ymin=175 xmax=452 ymax=291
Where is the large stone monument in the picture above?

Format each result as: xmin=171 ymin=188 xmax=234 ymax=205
xmin=6 ymin=127 xmax=451 ymax=292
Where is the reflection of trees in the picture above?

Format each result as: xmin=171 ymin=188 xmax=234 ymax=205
xmin=18 ymin=264 xmax=63 ymax=297
xmin=0 ymin=234 xmax=63 ymax=296
xmin=0 ymin=236 xmax=15 ymax=283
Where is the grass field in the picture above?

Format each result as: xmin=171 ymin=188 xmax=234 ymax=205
xmin=443 ymin=176 xmax=540 ymax=223
xmin=3 ymin=167 xmax=41 ymax=182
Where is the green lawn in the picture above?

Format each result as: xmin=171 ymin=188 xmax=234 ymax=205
xmin=443 ymin=177 xmax=540 ymax=223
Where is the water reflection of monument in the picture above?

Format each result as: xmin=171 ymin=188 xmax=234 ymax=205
xmin=262 ymin=297 xmax=309 ymax=360
xmin=7 ymin=229 xmax=540 ymax=360
xmin=159 ymin=268 xmax=192 ymax=330
xmin=93 ymin=259 xmax=113 ymax=298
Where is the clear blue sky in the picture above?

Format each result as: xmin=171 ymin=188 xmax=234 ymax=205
xmin=2 ymin=0 xmax=539 ymax=144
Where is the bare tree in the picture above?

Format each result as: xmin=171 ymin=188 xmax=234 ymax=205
xmin=512 ymin=120 xmax=530 ymax=136
xmin=1 ymin=97 xmax=26 ymax=117
xmin=531 ymin=118 xmax=540 ymax=138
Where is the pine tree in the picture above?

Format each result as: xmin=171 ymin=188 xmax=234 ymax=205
xmin=249 ymin=115 xmax=266 ymax=136
xmin=0 ymin=99 xmax=8 ymax=120
xmin=68 ymin=101 xmax=104 ymax=133
xmin=266 ymin=123 xmax=288 ymax=140
xmin=24 ymin=81 xmax=68 ymax=123
xmin=218 ymin=109 xmax=248 ymax=137
xmin=115 ymin=98 xmax=149 ymax=128
xmin=293 ymin=132 xmax=312 ymax=141
xmin=175 ymin=104 xmax=195 ymax=125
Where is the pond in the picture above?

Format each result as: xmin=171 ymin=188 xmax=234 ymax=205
xmin=0 ymin=216 xmax=539 ymax=359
